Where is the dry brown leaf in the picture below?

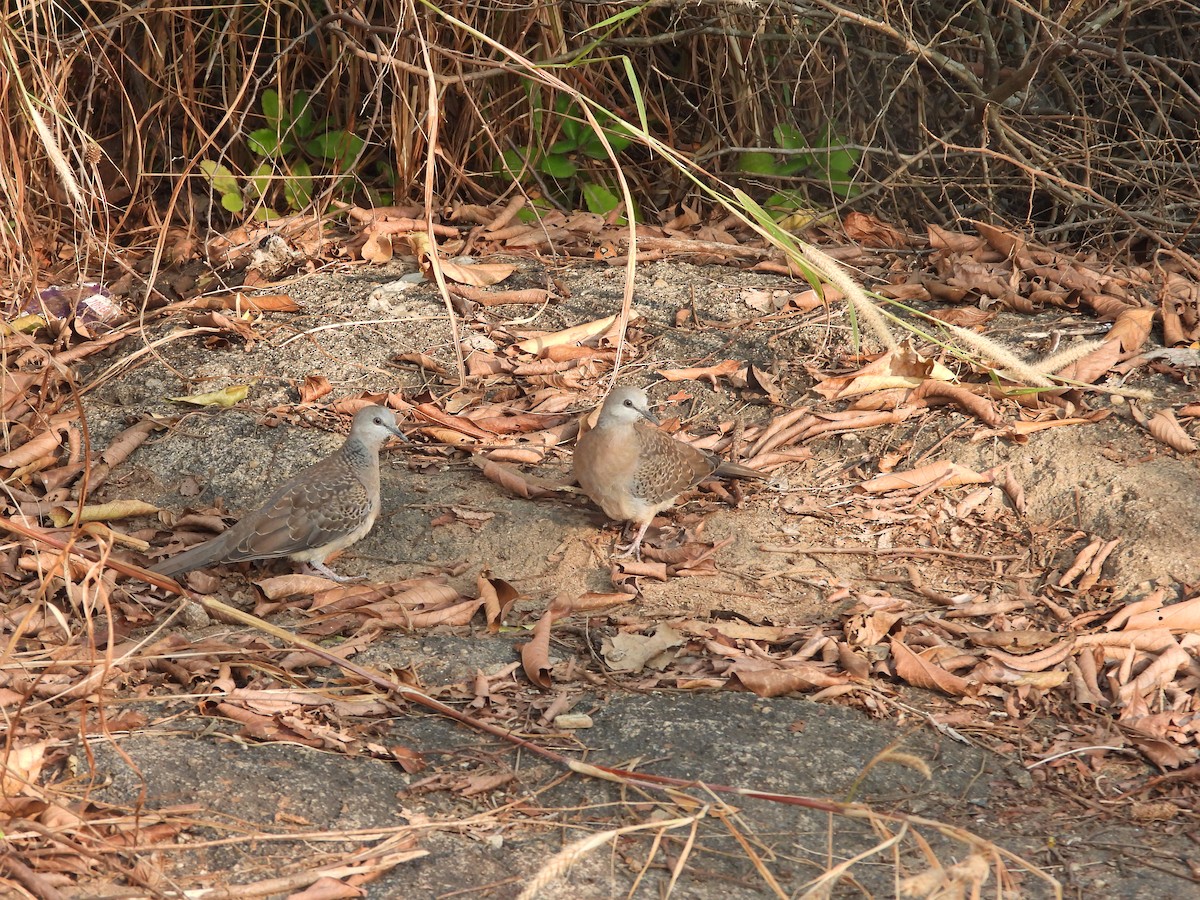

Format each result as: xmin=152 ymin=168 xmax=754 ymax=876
xmin=300 ymin=375 xmax=333 ymax=404
xmin=101 ymin=418 xmax=159 ymax=467
xmin=1147 ymin=409 xmax=1197 ymax=453
xmin=519 ymin=606 xmax=555 ymax=689
xmin=657 ymin=359 xmax=741 ymax=385
xmin=859 ymin=460 xmax=990 ymax=493
xmin=602 ymin=624 xmax=684 ymax=674
xmin=0 ymin=740 xmax=48 ymax=796
xmin=889 ymin=638 xmax=974 ymax=696
xmin=927 ymin=224 xmax=986 ymax=252
xmin=842 ymin=211 xmax=912 ymax=248
xmin=725 ymin=660 xmax=845 ymax=696
xmin=1123 ymin=595 xmax=1200 ymax=631
xmin=478 ymin=572 xmax=520 ymax=628
xmin=256 ymin=573 xmax=340 ymax=600
xmin=911 ymin=381 xmax=1004 ymax=426
xmin=468 ymin=456 xmax=560 ymax=499
xmin=0 ymin=428 xmax=63 ymax=469
xmin=814 ymin=347 xmax=955 ymax=400
xmin=361 ymin=232 xmax=394 ymax=263
xmin=928 ymin=306 xmax=997 ymax=328
xmin=514 ymin=312 xmax=623 ymax=355
xmin=193 ymin=293 xmax=300 ymax=313
xmin=50 ymin=499 xmax=159 ymax=526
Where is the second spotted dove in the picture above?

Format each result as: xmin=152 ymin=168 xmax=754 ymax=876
xmin=573 ymin=386 xmax=764 ymax=559
xmin=151 ymin=405 xmax=406 ymax=582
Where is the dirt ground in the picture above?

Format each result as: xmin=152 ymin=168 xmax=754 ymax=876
xmin=51 ymin=255 xmax=1200 ymax=896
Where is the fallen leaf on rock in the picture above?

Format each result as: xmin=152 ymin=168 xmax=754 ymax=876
xmin=0 ymin=428 xmax=63 ymax=469
xmin=256 ymin=573 xmax=342 ymax=600
xmin=519 ymin=606 xmax=555 ymax=689
xmin=602 ymin=623 xmax=684 ymax=673
xmin=814 ymin=347 xmax=955 ymax=400
xmin=514 ymin=312 xmax=624 ymax=355
xmin=859 ymin=460 xmax=990 ymax=493
xmin=657 ymin=359 xmax=741 ymax=386
xmin=478 ymin=572 xmax=520 ymax=628
xmin=1147 ymin=408 xmax=1196 ymax=453
xmin=168 ymin=385 xmax=249 ymax=408
xmin=468 ymin=456 xmax=561 ymax=499
xmin=300 ymin=375 xmax=332 ymax=403
xmin=724 ymin=660 xmax=845 ymax=696
xmin=50 ymin=499 xmax=159 ymax=526
xmin=890 ymin=638 xmax=974 ymax=696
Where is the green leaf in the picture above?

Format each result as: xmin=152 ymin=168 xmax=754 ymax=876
xmin=220 ymin=191 xmax=244 ymax=213
xmin=261 ymin=89 xmax=281 ymax=126
xmin=306 ymin=131 xmax=364 ymax=168
xmin=252 ymin=207 xmax=280 ymax=222
xmin=826 ymin=147 xmax=860 ymax=178
xmin=738 ymin=151 xmax=780 ymax=175
xmin=773 ymin=122 xmax=807 ymax=150
xmin=246 ymin=162 xmax=273 ymax=199
xmin=764 ymin=188 xmax=810 ymax=212
xmin=579 ymin=2 xmax=651 ymax=32
xmin=283 ymin=160 xmax=312 ymax=209
xmin=248 ymin=128 xmax=281 ymax=158
xmin=200 ymin=160 xmax=240 ymax=197
xmin=540 ymin=154 xmax=577 ymax=178
xmin=581 ymin=182 xmax=620 ymax=215
xmin=561 ymin=116 xmax=584 ymax=143
xmin=290 ymin=92 xmax=313 ymax=137
xmin=550 ymin=137 xmax=580 ymax=155
xmin=497 ymin=148 xmax=527 ymax=178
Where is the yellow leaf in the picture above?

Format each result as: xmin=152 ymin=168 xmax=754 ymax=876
xmin=169 ymin=385 xmax=249 ymax=407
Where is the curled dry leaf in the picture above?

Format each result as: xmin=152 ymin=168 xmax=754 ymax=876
xmin=50 ymin=499 xmax=159 ymax=526
xmin=657 ymin=359 xmax=742 ymax=386
xmin=0 ymin=428 xmax=63 ymax=469
xmin=519 ymin=606 xmax=555 ymax=689
xmin=602 ymin=624 xmax=684 ymax=674
xmin=724 ymin=660 xmax=846 ymax=697
xmin=889 ymin=637 xmax=974 ymax=696
xmin=478 ymin=572 xmax=520 ymax=628
xmin=859 ymin=460 xmax=990 ymax=494
xmin=1147 ymin=408 xmax=1197 ymax=453
xmin=300 ymin=375 xmax=333 ymax=404
xmin=468 ymin=455 xmax=560 ymax=499
xmin=168 ymin=385 xmax=249 ymax=408
xmin=1122 ymin=595 xmax=1200 ymax=631
xmin=911 ymin=381 xmax=1004 ymax=426
xmin=256 ymin=573 xmax=342 ymax=600
xmin=514 ymin=311 xmax=626 ymax=355
xmin=101 ymin=418 xmax=159 ymax=467
xmin=551 ymin=591 xmax=632 ymax=615
xmin=813 ymin=347 xmax=955 ymax=400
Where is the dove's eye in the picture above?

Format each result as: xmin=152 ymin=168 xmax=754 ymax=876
xmin=624 ymin=399 xmax=634 ymax=408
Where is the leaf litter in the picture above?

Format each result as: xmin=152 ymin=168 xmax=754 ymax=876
xmin=2 ymin=210 xmax=1200 ymax=893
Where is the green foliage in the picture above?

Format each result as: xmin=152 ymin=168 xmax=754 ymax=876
xmin=201 ymin=89 xmax=372 ymax=221
xmin=739 ymin=122 xmax=862 ymax=214
xmin=497 ymin=91 xmax=637 ymax=219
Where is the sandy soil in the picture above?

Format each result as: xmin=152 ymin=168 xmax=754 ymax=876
xmin=65 ymin=255 xmax=1200 ymax=898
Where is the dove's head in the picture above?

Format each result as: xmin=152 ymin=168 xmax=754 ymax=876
xmin=349 ymin=405 xmax=408 ymax=447
xmin=596 ymin=386 xmax=660 ymax=427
